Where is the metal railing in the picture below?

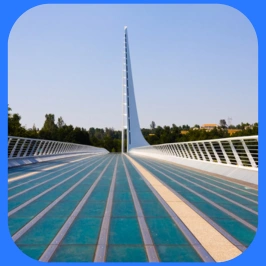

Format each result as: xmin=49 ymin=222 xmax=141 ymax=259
xmin=8 ymin=136 xmax=109 ymax=159
xmin=129 ymin=136 xmax=258 ymax=169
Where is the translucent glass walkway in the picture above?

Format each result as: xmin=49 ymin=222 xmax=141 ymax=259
xmin=8 ymin=153 xmax=257 ymax=262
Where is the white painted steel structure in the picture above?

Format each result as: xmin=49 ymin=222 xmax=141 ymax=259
xmin=129 ymin=136 xmax=258 ymax=184
xmin=121 ymin=28 xmax=257 ymax=184
xmin=8 ymin=136 xmax=108 ymax=159
xmin=122 ymin=26 xmax=149 ymax=152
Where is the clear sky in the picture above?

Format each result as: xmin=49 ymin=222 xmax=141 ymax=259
xmin=8 ymin=4 xmax=258 ymax=130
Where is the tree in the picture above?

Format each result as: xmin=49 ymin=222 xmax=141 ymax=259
xmin=39 ymin=114 xmax=58 ymax=140
xmin=8 ymin=106 xmax=27 ymax=136
xmin=57 ymin=116 xmax=65 ymax=128
xmin=150 ymin=121 xmax=156 ymax=132
xmin=219 ymin=119 xmax=227 ymax=128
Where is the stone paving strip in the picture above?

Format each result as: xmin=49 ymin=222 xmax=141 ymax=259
xmin=139 ymin=159 xmax=257 ymax=231
xmin=39 ymin=156 xmax=115 ymax=262
xmin=125 ymin=155 xmax=242 ymax=262
xmin=124 ymin=156 xmax=216 ymax=261
xmin=11 ymin=156 xmax=110 ymax=242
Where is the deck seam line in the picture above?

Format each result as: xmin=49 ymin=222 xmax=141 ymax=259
xmin=8 ymin=156 xmax=104 ymax=217
xmin=146 ymin=160 xmax=258 ymax=212
xmin=11 ymin=156 xmax=109 ymax=242
xmin=163 ymin=161 xmax=258 ymax=195
xmin=140 ymin=159 xmax=257 ymax=232
xmin=122 ymin=155 xmax=159 ymax=262
xmin=126 ymin=155 xmax=243 ymax=262
xmin=8 ymin=157 xmax=99 ymax=200
xmin=125 ymin=155 xmax=215 ymax=262
xmin=132 ymin=158 xmax=247 ymax=251
xmin=139 ymin=155 xmax=258 ymax=192
xmin=8 ymin=155 xmax=97 ymax=190
xmin=94 ymin=156 xmax=119 ymax=262
xmin=39 ymin=156 xmax=115 ymax=262
xmin=148 ymin=159 xmax=258 ymax=204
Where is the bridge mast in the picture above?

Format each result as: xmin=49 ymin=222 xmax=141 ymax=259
xmin=123 ymin=27 xmax=150 ymax=153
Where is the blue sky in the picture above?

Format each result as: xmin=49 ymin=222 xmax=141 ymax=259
xmin=8 ymin=4 xmax=258 ymax=130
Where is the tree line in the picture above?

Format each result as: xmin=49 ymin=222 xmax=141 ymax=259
xmin=8 ymin=106 xmax=258 ymax=152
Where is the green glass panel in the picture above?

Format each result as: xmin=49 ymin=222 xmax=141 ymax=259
xmin=113 ymin=191 xmax=132 ymax=201
xmin=45 ymin=200 xmax=79 ymax=217
xmin=16 ymin=244 xmax=48 ymax=261
xmin=112 ymin=201 xmax=136 ymax=217
xmin=141 ymin=202 xmax=169 ymax=217
xmin=78 ymin=201 xmax=106 ymax=217
xmin=50 ymin=245 xmax=96 ymax=262
xmin=135 ymin=191 xmax=157 ymax=201
xmin=16 ymin=217 xmax=66 ymax=245
xmin=61 ymin=217 xmax=102 ymax=244
xmin=157 ymin=245 xmax=202 ymax=262
xmin=106 ymin=246 xmax=147 ymax=262
xmin=146 ymin=218 xmax=188 ymax=245
xmin=108 ymin=218 xmax=143 ymax=245
xmin=213 ymin=218 xmax=257 ymax=247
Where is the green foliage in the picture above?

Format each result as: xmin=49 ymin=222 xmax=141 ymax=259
xmin=8 ymin=105 xmax=258 ymax=152
xmin=219 ymin=119 xmax=227 ymax=128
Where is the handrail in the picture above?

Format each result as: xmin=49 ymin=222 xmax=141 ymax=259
xmin=8 ymin=136 xmax=109 ymax=159
xmin=129 ymin=136 xmax=258 ymax=170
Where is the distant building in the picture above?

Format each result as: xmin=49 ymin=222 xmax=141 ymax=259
xmin=201 ymin=124 xmax=218 ymax=131
xmin=181 ymin=130 xmax=189 ymax=134
xmin=244 ymin=125 xmax=253 ymax=130
xmin=228 ymin=129 xmax=242 ymax=135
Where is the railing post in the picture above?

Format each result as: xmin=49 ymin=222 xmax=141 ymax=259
xmin=53 ymin=142 xmax=62 ymax=154
xmin=191 ymin=143 xmax=200 ymax=160
xmin=17 ymin=139 xmax=27 ymax=157
xmin=187 ymin=144 xmax=195 ymax=159
xmin=23 ymin=140 xmax=32 ymax=157
xmin=39 ymin=141 xmax=47 ymax=156
xmin=241 ymin=139 xmax=257 ymax=168
xmin=34 ymin=141 xmax=43 ymax=156
xmin=197 ymin=143 xmax=206 ymax=161
xmin=210 ymin=142 xmax=221 ymax=163
xmin=50 ymin=142 xmax=58 ymax=154
xmin=29 ymin=140 xmax=38 ymax=157
xmin=43 ymin=141 xmax=52 ymax=155
xmin=47 ymin=142 xmax=56 ymax=155
xmin=58 ymin=143 xmax=66 ymax=154
xmin=218 ymin=141 xmax=231 ymax=165
xmin=173 ymin=144 xmax=181 ymax=157
xmin=183 ymin=144 xmax=192 ymax=159
xmin=180 ymin=144 xmax=189 ymax=158
xmin=169 ymin=145 xmax=175 ymax=156
xmin=229 ymin=140 xmax=243 ymax=166
xmin=202 ymin=142 xmax=213 ymax=162
xmin=10 ymin=139 xmax=20 ymax=158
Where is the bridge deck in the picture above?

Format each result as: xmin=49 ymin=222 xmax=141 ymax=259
xmin=8 ymin=154 xmax=257 ymax=262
